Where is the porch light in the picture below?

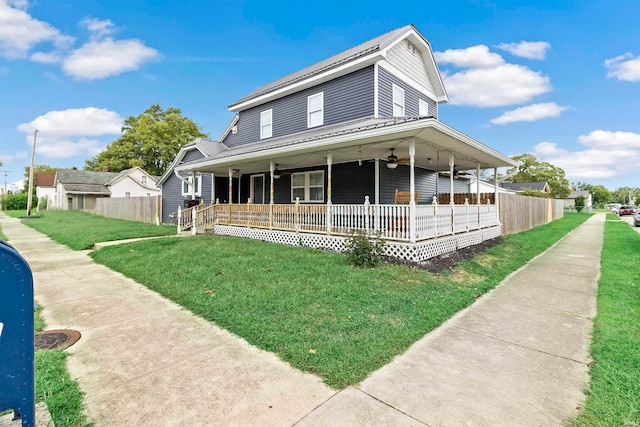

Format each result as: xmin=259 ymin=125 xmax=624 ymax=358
xmin=273 ymin=164 xmax=281 ymax=179
xmin=386 ymin=162 xmax=398 ymax=169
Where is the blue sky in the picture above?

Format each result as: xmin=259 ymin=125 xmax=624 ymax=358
xmin=1 ymin=0 xmax=639 ymax=193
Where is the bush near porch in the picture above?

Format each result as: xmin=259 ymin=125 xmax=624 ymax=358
xmin=91 ymin=213 xmax=589 ymax=389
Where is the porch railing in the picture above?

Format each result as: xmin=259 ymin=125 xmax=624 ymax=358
xmin=182 ymin=196 xmax=498 ymax=242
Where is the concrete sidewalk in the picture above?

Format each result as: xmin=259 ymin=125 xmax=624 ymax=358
xmin=0 ymin=212 xmax=603 ymax=426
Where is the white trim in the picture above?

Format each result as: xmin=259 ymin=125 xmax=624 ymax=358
xmin=392 ymin=84 xmax=405 ymax=117
xmin=250 ymin=173 xmax=266 ymax=204
xmin=307 ymin=92 xmax=324 ymax=128
xmin=181 ymin=173 xmax=202 ymax=197
xmin=157 ymin=143 xmax=208 ymax=186
xmin=379 ymin=60 xmax=437 ymax=101
xmin=260 ymin=109 xmax=273 ymax=139
xmin=291 ymin=170 xmax=325 ymax=203
xmin=229 ymin=54 xmax=382 ymax=112
xmin=217 ymin=115 xmax=240 ymax=142
xmin=419 ymin=99 xmax=429 ymax=116
xmin=374 ymin=62 xmax=379 ymax=118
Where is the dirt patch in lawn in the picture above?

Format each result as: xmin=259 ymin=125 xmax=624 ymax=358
xmin=385 ymin=237 xmax=503 ymax=274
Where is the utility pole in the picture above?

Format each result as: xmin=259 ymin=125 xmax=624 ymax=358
xmin=0 ymin=170 xmax=11 ymax=196
xmin=26 ymin=129 xmax=38 ymax=216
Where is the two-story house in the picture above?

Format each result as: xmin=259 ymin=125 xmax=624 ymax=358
xmin=167 ymin=24 xmax=517 ymax=261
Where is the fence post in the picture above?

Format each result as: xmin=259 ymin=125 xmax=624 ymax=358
xmin=364 ymin=196 xmax=370 ymax=232
xmin=326 ymin=200 xmax=332 ymax=235
xmin=191 ymin=206 xmax=197 ymax=235
xmin=177 ymin=206 xmax=182 ymax=235
xmin=409 ymin=195 xmax=417 ymax=243
xmin=432 ymin=196 xmax=438 ymax=237
xmin=465 ymin=198 xmax=469 ymax=232
xmin=246 ymin=198 xmax=251 ymax=227
xmin=295 ymin=197 xmax=300 ymax=232
xmin=214 ymin=198 xmax=220 ymax=225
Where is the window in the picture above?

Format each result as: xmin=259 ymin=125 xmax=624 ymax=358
xmin=291 ymin=171 xmax=324 ymax=202
xmin=125 ymin=192 xmax=131 ymax=197
xmin=419 ymin=99 xmax=429 ymax=116
xmin=231 ymin=125 xmax=238 ymax=134
xmin=141 ymin=175 xmax=147 ymax=185
xmin=392 ymin=84 xmax=405 ymax=117
xmin=406 ymin=40 xmax=417 ymax=56
xmin=260 ymin=109 xmax=272 ymax=139
xmin=181 ymin=174 xmax=201 ymax=196
xmin=307 ymin=92 xmax=324 ymax=128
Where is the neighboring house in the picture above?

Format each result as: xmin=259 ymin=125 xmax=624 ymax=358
xmin=560 ymin=190 xmax=593 ymax=210
xmin=53 ymin=169 xmax=119 ymax=210
xmin=35 ymin=173 xmax=56 ymax=207
xmin=106 ymin=166 xmax=161 ymax=198
xmin=157 ymin=138 xmax=225 ymax=223
xmin=170 ymin=25 xmax=518 ymax=261
xmin=500 ymin=182 xmax=551 ymax=194
xmin=470 ymin=177 xmax=517 ymax=196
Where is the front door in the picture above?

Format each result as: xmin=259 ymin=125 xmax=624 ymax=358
xmin=250 ymin=174 xmax=265 ymax=204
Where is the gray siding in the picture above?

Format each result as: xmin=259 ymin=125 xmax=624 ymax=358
xmin=161 ymin=148 xmax=214 ymax=223
xmin=222 ymin=66 xmax=375 ymax=148
xmin=378 ymin=67 xmax=437 ymax=118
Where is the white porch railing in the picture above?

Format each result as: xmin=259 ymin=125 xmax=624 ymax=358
xmin=181 ymin=196 xmax=499 ymax=242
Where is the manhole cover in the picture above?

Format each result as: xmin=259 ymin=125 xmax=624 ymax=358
xmin=35 ymin=329 xmax=81 ymax=351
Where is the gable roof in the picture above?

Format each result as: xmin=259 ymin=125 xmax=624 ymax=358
xmin=500 ymin=182 xmax=550 ymax=192
xmin=55 ymin=169 xmax=120 ymax=195
xmin=229 ymin=24 xmax=447 ymax=112
xmin=105 ymin=166 xmax=158 ymax=188
xmin=35 ymin=172 xmax=55 ymax=187
xmin=156 ymin=138 xmax=226 ymax=186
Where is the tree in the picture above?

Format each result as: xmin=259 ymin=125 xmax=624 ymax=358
xmin=590 ymin=185 xmax=611 ymax=208
xmin=574 ymin=195 xmax=585 ymax=212
xmin=84 ymin=104 xmax=208 ymax=176
xmin=22 ymin=164 xmax=57 ymax=192
xmin=505 ymin=153 xmax=570 ymax=198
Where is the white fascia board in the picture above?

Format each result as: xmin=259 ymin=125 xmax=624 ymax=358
xmin=228 ymin=53 xmax=384 ymax=112
xmin=157 ymin=144 xmax=207 ymax=186
xmin=217 ymin=114 xmax=239 ymax=142
xmin=377 ymin=60 xmax=437 ymax=101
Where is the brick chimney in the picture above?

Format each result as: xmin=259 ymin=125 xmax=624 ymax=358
xmin=102 ymin=166 xmax=109 ymax=172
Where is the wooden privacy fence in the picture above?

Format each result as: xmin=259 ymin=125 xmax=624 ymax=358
xmin=499 ymin=193 xmax=564 ymax=235
xmin=87 ymin=196 xmax=161 ymax=224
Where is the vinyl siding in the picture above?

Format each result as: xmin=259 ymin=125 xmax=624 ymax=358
xmin=379 ymin=165 xmax=469 ymax=204
xmin=385 ymin=41 xmax=435 ymax=94
xmin=222 ymin=66 xmax=375 ymax=148
xmin=378 ymin=67 xmax=437 ymax=118
xmin=161 ymin=148 xmax=214 ymax=223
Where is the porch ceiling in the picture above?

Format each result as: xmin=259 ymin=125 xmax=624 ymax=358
xmin=176 ymin=117 xmax=517 ymax=176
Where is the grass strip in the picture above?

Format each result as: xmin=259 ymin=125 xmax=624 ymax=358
xmin=571 ymin=215 xmax=640 ymax=425
xmin=92 ymin=213 xmax=589 ymax=389
xmin=6 ymin=209 xmax=175 ymax=250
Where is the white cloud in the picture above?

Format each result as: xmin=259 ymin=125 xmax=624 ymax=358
xmin=604 ymin=53 xmax=640 ymax=82
xmin=533 ymin=130 xmax=640 ymax=180
xmin=0 ymin=0 xmax=74 ymax=58
xmin=81 ymin=17 xmax=115 ymax=39
xmin=435 ymin=45 xmax=552 ymax=107
xmin=30 ymin=50 xmax=63 ymax=63
xmin=63 ymin=38 xmax=159 ymax=80
xmin=435 ymin=45 xmax=505 ymax=68
xmin=497 ymin=41 xmax=550 ymax=60
xmin=16 ymin=107 xmax=123 ymax=159
xmin=491 ymin=102 xmax=570 ymax=125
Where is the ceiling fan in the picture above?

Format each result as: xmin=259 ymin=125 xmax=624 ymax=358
xmin=384 ymin=148 xmax=410 ymax=169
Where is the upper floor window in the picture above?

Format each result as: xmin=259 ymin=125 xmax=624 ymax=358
xmin=181 ymin=174 xmax=201 ymax=196
xmin=419 ymin=99 xmax=429 ymax=116
xmin=291 ymin=170 xmax=324 ymax=203
xmin=307 ymin=92 xmax=324 ymax=128
xmin=125 ymin=192 xmax=131 ymax=197
xmin=393 ymin=84 xmax=405 ymax=117
xmin=141 ymin=175 xmax=147 ymax=186
xmin=260 ymin=109 xmax=272 ymax=139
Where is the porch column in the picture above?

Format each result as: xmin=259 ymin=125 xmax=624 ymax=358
xmin=326 ymin=151 xmax=332 ymax=234
xmin=269 ymin=161 xmax=275 ymax=229
xmin=494 ymin=167 xmax=500 ymax=225
xmin=228 ymin=167 xmax=233 ymax=224
xmin=449 ymin=153 xmax=455 ymax=234
xmin=476 ymin=163 xmax=481 ymax=229
xmin=191 ymin=172 xmax=196 ymax=200
xmin=409 ymin=139 xmax=416 ymax=242
xmin=374 ymin=158 xmax=380 ymax=204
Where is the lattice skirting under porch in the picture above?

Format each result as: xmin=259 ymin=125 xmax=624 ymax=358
xmin=211 ymin=225 xmax=503 ymax=262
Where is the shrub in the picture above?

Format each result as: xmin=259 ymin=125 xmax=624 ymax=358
xmin=344 ymin=230 xmax=386 ymax=268
xmin=1 ymin=193 xmax=28 ymax=210
xmin=574 ymin=195 xmax=585 ymax=213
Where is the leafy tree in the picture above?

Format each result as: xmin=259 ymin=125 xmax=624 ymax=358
xmin=505 ymin=153 xmax=570 ymax=198
xmin=84 ymin=104 xmax=208 ymax=176
xmin=590 ymin=185 xmax=611 ymax=208
xmin=611 ymin=186 xmax=640 ymax=205
xmin=571 ymin=181 xmax=592 ymax=192
xmin=521 ymin=188 xmax=552 ymax=198
xmin=574 ymin=195 xmax=585 ymax=212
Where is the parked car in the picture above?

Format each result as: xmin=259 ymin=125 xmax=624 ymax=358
xmin=619 ymin=205 xmax=636 ymax=216
xmin=610 ymin=203 xmax=621 ymax=214
xmin=634 ymin=211 xmax=640 ymax=227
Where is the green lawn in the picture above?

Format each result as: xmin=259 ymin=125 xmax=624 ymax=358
xmin=7 ymin=210 xmax=176 ymax=250
xmin=91 ymin=213 xmax=590 ymax=388
xmin=571 ymin=214 xmax=640 ymax=425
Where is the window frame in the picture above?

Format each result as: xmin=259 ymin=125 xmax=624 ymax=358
xmin=290 ymin=170 xmax=325 ymax=203
xmin=181 ymin=174 xmax=202 ymax=197
xmin=419 ymin=99 xmax=429 ymax=116
xmin=392 ymin=84 xmax=405 ymax=117
xmin=260 ymin=109 xmax=273 ymax=139
xmin=307 ymin=92 xmax=324 ymax=128
xmin=141 ymin=175 xmax=147 ymax=186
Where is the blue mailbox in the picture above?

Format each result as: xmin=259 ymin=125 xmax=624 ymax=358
xmin=0 ymin=239 xmax=35 ymax=427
